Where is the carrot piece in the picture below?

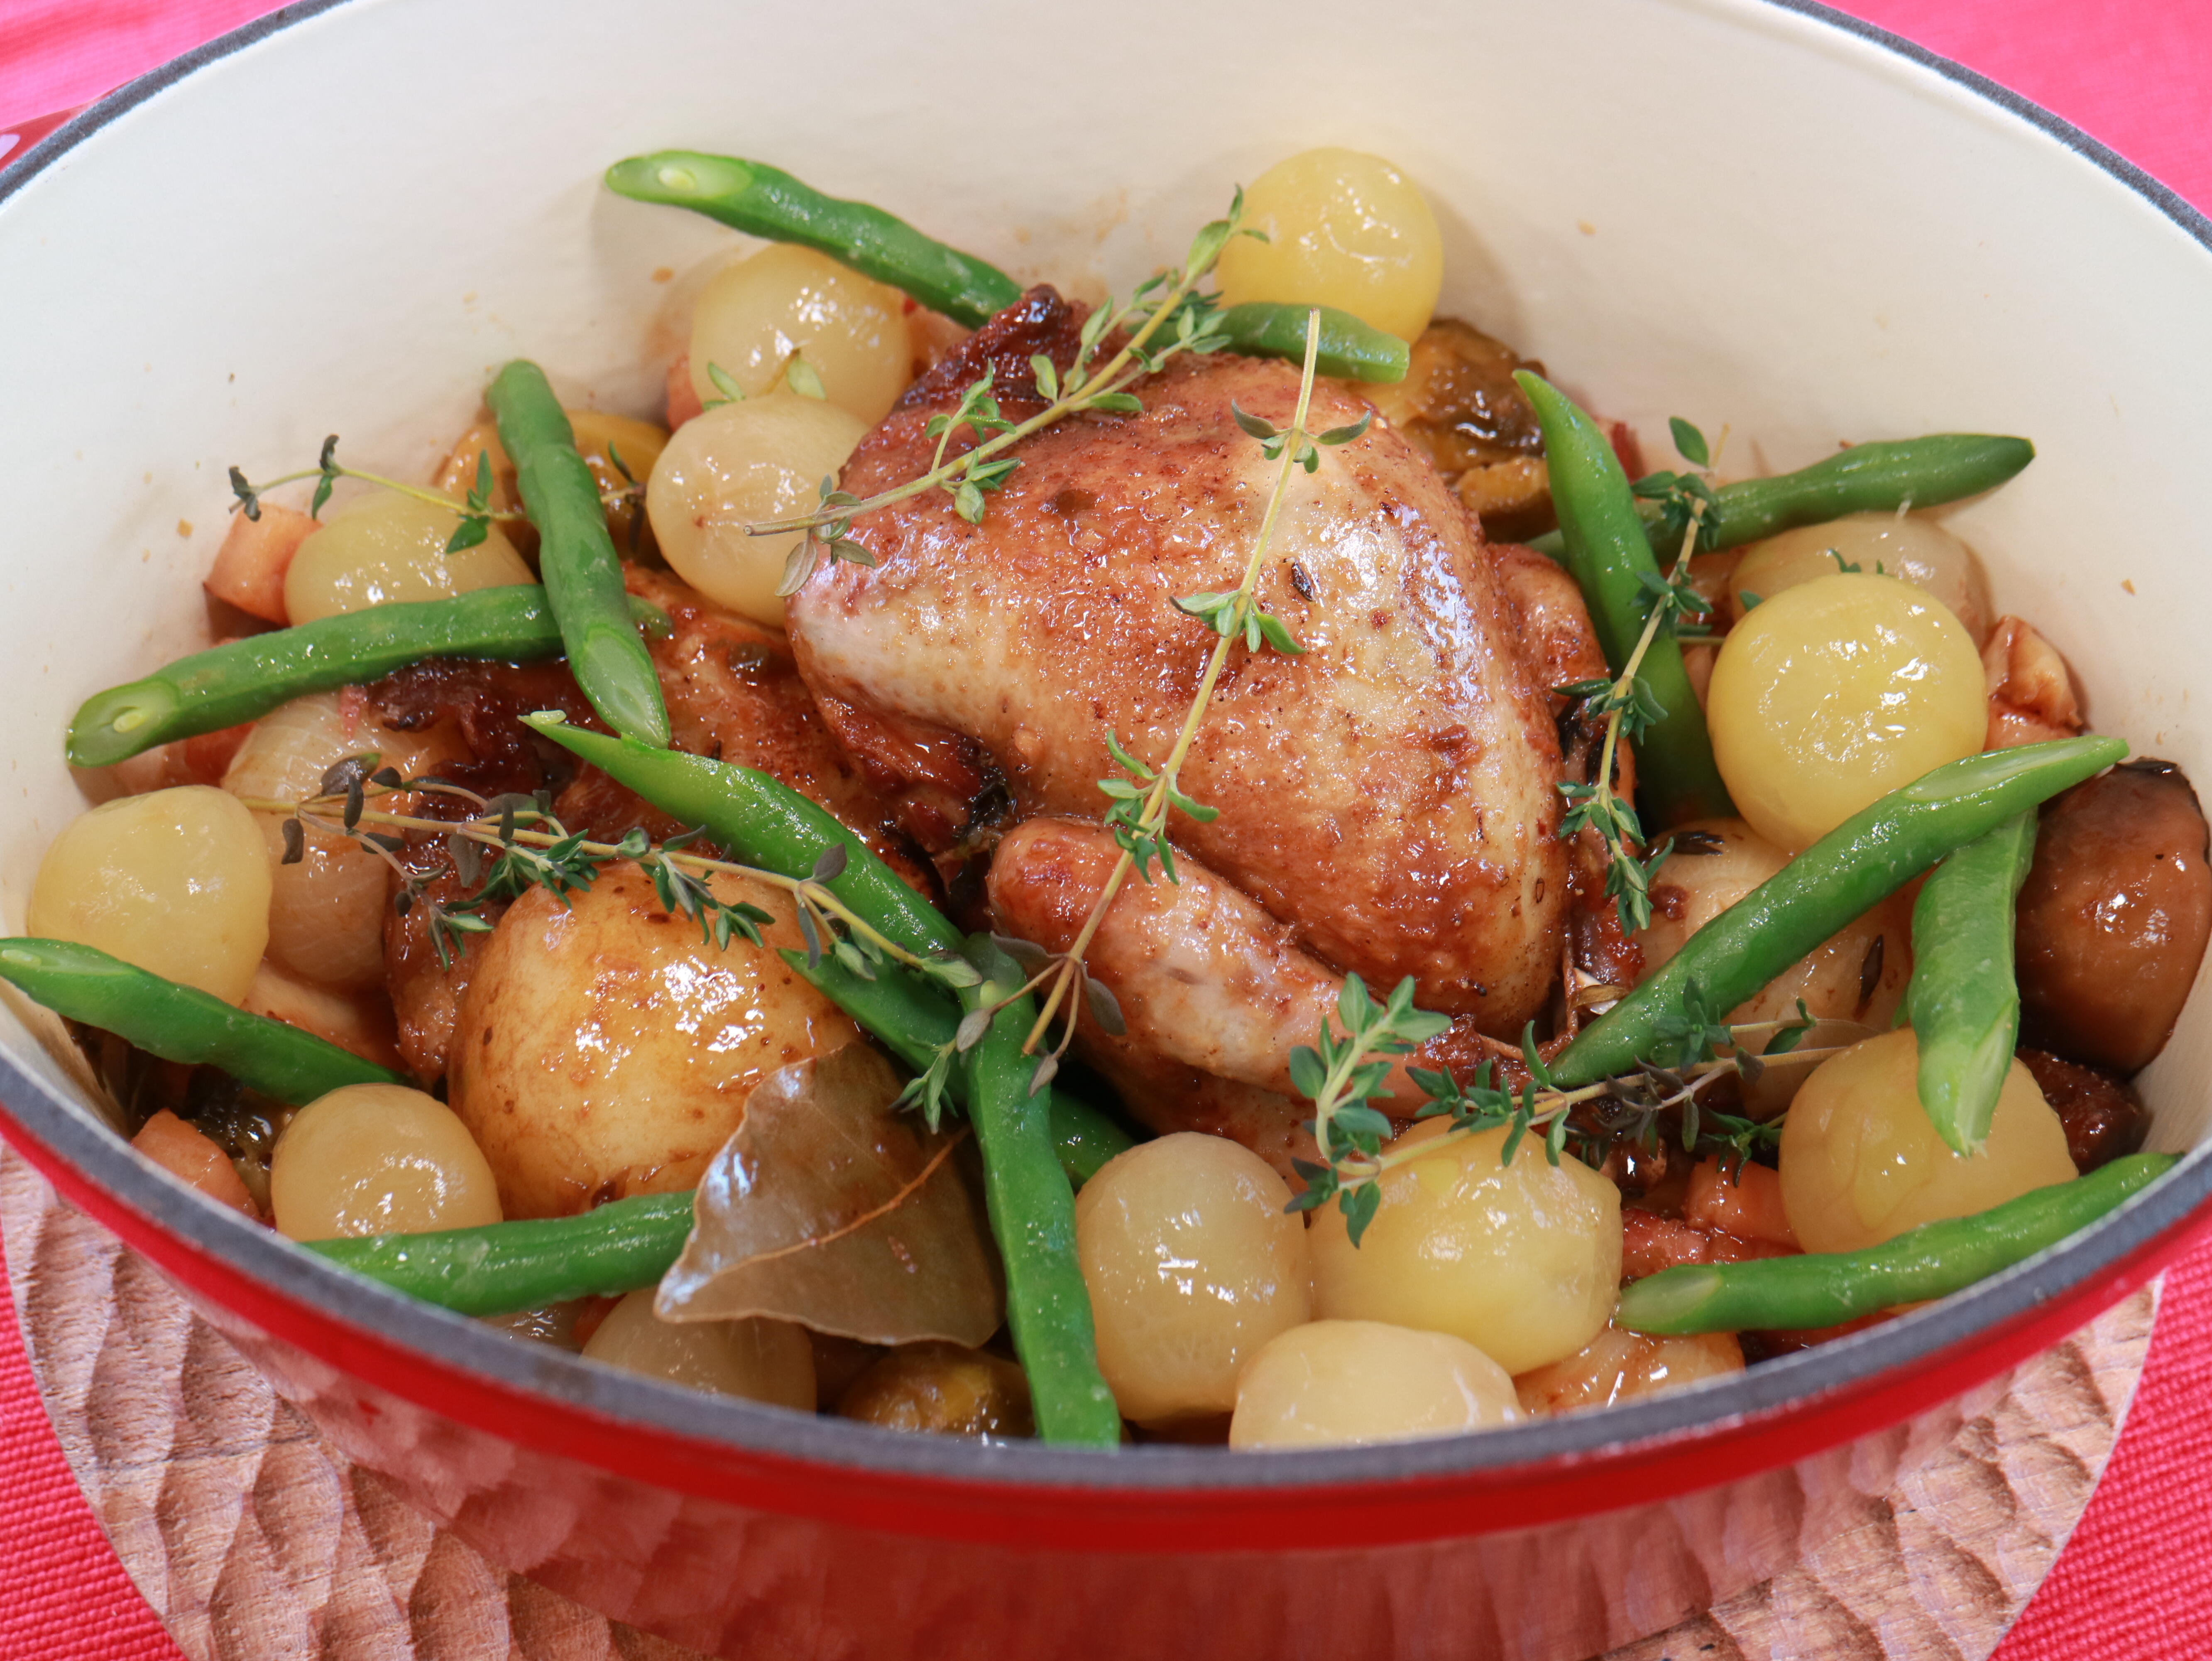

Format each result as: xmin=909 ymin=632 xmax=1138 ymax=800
xmin=1620 ymin=1208 xmax=1795 ymax=1280
xmin=165 ymin=721 xmax=254 ymax=786
xmin=1604 ymin=418 xmax=1645 ymax=480
xmin=666 ymin=355 xmax=704 ymax=429
xmin=206 ymin=504 xmax=318 ymax=623
xmin=1684 ymin=1157 xmax=1799 ymax=1249
xmin=131 ymin=1108 xmax=259 ymax=1218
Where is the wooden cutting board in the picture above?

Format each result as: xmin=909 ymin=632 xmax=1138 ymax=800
xmin=0 ymin=1148 xmax=2157 ymax=1661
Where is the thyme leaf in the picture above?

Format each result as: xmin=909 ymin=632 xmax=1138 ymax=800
xmin=749 ymin=188 xmax=1255 ymax=577
xmin=1297 ymin=977 xmax=1843 ymax=1246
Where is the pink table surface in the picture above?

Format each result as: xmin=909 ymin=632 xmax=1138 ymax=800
xmin=4 ymin=3 xmax=2211 ymax=1656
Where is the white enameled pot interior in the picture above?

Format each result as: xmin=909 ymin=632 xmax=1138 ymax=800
xmin=1 ymin=0 xmax=2209 ymax=1166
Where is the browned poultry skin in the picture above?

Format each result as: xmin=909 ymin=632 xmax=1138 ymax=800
xmin=977 ymin=547 xmax=1628 ymax=1173
xmin=789 ymin=287 xmax=1573 ymax=1036
xmin=1491 ymin=542 xmax=1644 ymax=995
xmin=612 ymin=568 xmax=928 ymax=889
xmin=988 ymin=816 xmax=1328 ymax=1098
xmin=1073 ymin=1029 xmax=1321 ymax=1182
xmin=990 ymin=815 xmax=1538 ymax=1123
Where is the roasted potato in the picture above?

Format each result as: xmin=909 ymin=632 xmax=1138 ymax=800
xmin=447 ymin=865 xmax=861 ymax=1217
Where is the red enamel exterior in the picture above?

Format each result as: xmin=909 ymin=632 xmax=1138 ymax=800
xmin=8 ymin=1093 xmax=2210 ymax=1554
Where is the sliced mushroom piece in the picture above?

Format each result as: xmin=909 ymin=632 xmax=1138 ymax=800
xmin=1365 ymin=318 xmax=1554 ymax=541
xmin=837 ymin=1341 xmax=1034 ymax=1441
xmin=2016 ymin=1048 xmax=2148 ymax=1174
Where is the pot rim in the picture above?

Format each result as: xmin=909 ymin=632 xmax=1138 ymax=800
xmin=2 ymin=0 xmax=2210 ymax=1508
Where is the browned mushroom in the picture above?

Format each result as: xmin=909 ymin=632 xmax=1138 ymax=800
xmin=2015 ymin=759 xmax=2212 ymax=1074
xmin=2016 ymin=1048 xmax=2149 ymax=1173
xmin=1363 ymin=319 xmax=1555 ymax=541
xmin=837 ymin=1342 xmax=1035 ymax=1441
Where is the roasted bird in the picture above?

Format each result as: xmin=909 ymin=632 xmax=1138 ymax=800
xmin=787 ymin=290 xmax=1624 ymax=1164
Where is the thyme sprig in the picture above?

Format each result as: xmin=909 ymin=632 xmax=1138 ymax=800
xmin=1556 ymin=417 xmax=1726 ymax=934
xmin=762 ymin=192 xmax=1263 ymax=597
xmin=237 ymin=761 xmax=979 ymax=994
xmin=1285 ymin=974 xmax=1451 ymax=1242
xmin=1290 ymin=975 xmax=1826 ymax=1244
xmin=947 ymin=308 xmax=1338 ymax=1098
xmin=228 ymin=435 xmax=646 ymax=557
xmin=1631 ymin=415 xmax=1723 ymax=556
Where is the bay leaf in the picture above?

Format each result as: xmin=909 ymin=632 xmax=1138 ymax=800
xmin=655 ymin=1044 xmax=1002 ymax=1345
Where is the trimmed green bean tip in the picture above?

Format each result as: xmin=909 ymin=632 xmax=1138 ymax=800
xmin=1617 ymin=1153 xmax=2178 ymax=1336
xmin=605 ymin=149 xmax=1405 ymax=381
xmin=0 ymin=938 xmax=404 ymax=1102
xmin=66 ymin=589 xmax=679 ymax=769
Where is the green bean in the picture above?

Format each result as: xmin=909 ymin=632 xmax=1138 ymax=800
xmin=1524 ymin=435 xmax=2037 ymax=560
xmin=1904 ymin=813 xmax=2038 ymax=1154
xmin=305 ymin=1193 xmax=693 ymax=1316
xmin=791 ymin=949 xmax=1133 ymax=1185
xmin=1209 ymin=302 xmax=1408 ymax=383
xmin=66 ymin=589 xmax=671 ymax=768
xmin=960 ymin=936 xmax=1121 ymax=1444
xmin=1041 ymin=1093 xmax=1138 ymax=1189
xmin=1554 ymin=736 xmax=2127 ymax=1086
xmin=785 ymin=951 xmax=966 ymax=1073
xmin=487 ymin=362 xmax=668 ymax=748
xmin=0 ymin=939 xmax=405 ymax=1103
xmin=603 ymin=151 xmax=1409 ymax=383
xmin=606 ymin=150 xmax=1025 ymax=331
xmin=1617 ymin=1153 xmax=2175 ymax=1335
xmin=523 ymin=715 xmax=956 ymax=955
xmin=304 ymin=1059 xmax=1126 ymax=1318
xmin=1516 ymin=370 xmax=1734 ymax=828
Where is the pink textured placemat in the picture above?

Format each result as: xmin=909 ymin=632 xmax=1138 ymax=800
xmin=3 ymin=3 xmax=2210 ymax=1658
xmin=0 ymin=0 xmax=276 ymax=127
